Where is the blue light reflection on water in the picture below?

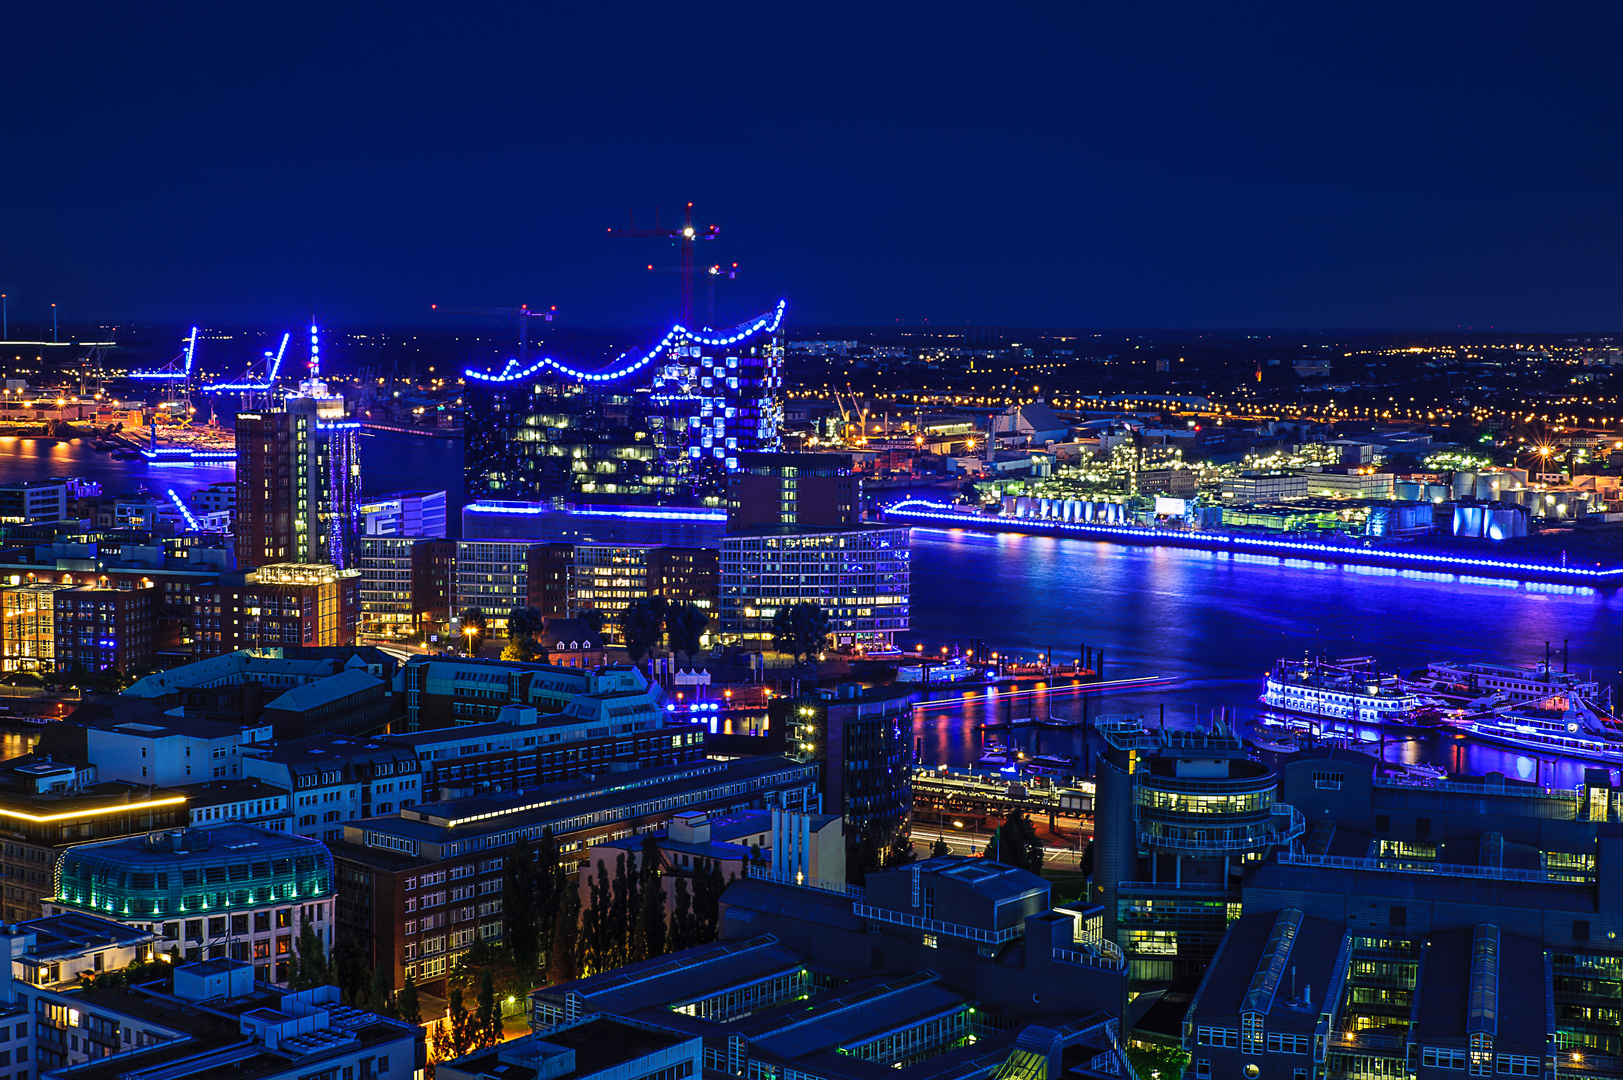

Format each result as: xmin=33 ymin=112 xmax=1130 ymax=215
xmin=907 ymin=527 xmax=1623 ymax=788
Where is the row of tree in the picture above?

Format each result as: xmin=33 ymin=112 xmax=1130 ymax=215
xmin=619 ymin=597 xmax=711 ymax=663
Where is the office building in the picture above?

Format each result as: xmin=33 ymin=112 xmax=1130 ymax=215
xmin=39 ymin=706 xmax=269 ymax=787
xmin=189 ymin=480 xmax=237 ymax=516
xmin=23 ymin=956 xmax=419 ymax=1080
xmin=47 ymin=825 xmax=335 ymax=984
xmin=51 ymin=586 xmax=157 ymax=674
xmin=0 ymin=480 xmax=69 ymax=524
xmin=410 ymin=538 xmax=456 ymax=632
xmin=358 ymin=489 xmax=447 ymax=538
xmin=779 ymin=685 xmax=915 ymax=857
xmin=450 ymin=541 xmax=546 ymax=636
xmin=234 ymin=342 xmax=363 ymax=568
xmin=192 ymin=563 xmax=360 ymax=658
xmin=569 ymin=544 xmax=655 ymax=636
xmin=176 ymin=778 xmax=294 ymax=832
xmin=647 ymin=546 xmax=719 ymax=611
xmin=1093 ymin=718 xmax=1304 ymax=993
xmin=357 ymin=537 xmax=416 ymax=638
xmin=330 ymin=755 xmax=818 ymax=992
xmin=242 ymin=736 xmax=422 ymax=842
xmin=463 ymin=303 xmax=784 ymax=502
xmin=727 ymin=452 xmax=858 ymax=529
xmin=720 ymin=525 xmax=911 ymax=649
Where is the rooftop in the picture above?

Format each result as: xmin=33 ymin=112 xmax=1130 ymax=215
xmin=9 ymin=911 xmax=155 ymax=962
xmin=262 ymin=668 xmax=385 ymax=714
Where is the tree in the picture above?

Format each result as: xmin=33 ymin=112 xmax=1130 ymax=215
xmin=608 ymin=853 xmax=633 ymax=969
xmin=504 ymin=836 xmax=540 ymax=980
xmin=508 ymin=606 xmax=547 ymax=639
xmin=287 ymin=915 xmax=330 ymax=991
xmin=1080 ymin=839 xmax=1095 ymax=879
xmin=474 ymin=968 xmax=501 ymax=1051
xmin=501 ymin=637 xmax=540 ymax=662
xmin=771 ymin=602 xmax=832 ymax=665
xmin=887 ymin=829 xmax=918 ymax=867
xmin=445 ymin=986 xmax=473 ymax=1060
xmin=398 ymin=975 xmax=422 ymax=1026
xmin=579 ymin=608 xmax=606 ymax=639
xmin=990 ymin=809 xmax=1044 ymax=874
xmin=669 ymin=874 xmax=695 ymax=953
xmin=664 ymin=602 xmax=710 ymax=664
xmin=457 ymin=607 xmax=488 ymax=655
xmin=930 ymin=836 xmax=951 ymax=859
xmin=535 ymin=829 xmax=560 ymax=974
xmin=848 ymin=824 xmax=883 ymax=886
xmin=548 ymin=887 xmax=581 ymax=985
xmin=633 ymin=834 xmax=666 ymax=962
xmin=621 ymin=598 xmax=666 ymax=662
xmin=331 ymin=927 xmax=367 ymax=1003
xmin=370 ymin=964 xmax=397 ymax=1017
xmin=1127 ymin=1044 xmax=1191 ymax=1080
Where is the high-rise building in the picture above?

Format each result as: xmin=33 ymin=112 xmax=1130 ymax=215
xmin=1 ymin=581 xmax=71 ymax=671
xmin=720 ymin=525 xmax=911 ymax=649
xmin=727 ymin=452 xmax=858 ymax=529
xmin=647 ymin=546 xmax=719 ymax=611
xmin=463 ymin=303 xmax=785 ymax=501
xmin=234 ymin=325 xmax=362 ymax=568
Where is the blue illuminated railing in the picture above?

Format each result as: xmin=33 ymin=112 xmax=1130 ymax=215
xmin=880 ymin=500 xmax=1623 ymax=584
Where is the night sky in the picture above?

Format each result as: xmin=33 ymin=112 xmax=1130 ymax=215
xmin=5 ymin=3 xmax=1622 ymax=331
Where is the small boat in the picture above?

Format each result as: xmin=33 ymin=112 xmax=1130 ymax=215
xmin=898 ymin=654 xmax=991 ymax=685
xmin=1025 ymin=753 xmax=1078 ymax=774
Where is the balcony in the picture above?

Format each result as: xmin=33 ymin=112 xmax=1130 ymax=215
xmin=1136 ymin=805 xmax=1305 ymax=855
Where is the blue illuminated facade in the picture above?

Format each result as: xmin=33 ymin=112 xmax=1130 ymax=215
xmin=464 ymin=304 xmax=785 ymax=501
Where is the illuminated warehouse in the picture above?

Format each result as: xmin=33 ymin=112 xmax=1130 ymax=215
xmin=464 ymin=302 xmax=786 ymax=502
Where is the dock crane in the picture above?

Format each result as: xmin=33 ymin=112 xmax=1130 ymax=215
xmin=607 ymin=202 xmax=718 ymax=328
xmin=645 ymin=262 xmax=739 ymax=329
xmin=430 ymin=304 xmax=556 ymax=365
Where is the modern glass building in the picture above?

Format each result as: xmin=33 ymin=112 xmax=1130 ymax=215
xmin=49 ymin=823 xmax=335 ymax=984
xmin=463 ymin=303 xmax=785 ymax=502
xmin=720 ymin=524 xmax=911 ymax=649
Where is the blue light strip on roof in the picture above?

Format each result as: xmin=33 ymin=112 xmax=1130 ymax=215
xmin=465 ymin=300 xmax=787 ymax=384
xmin=880 ymin=498 xmax=1623 ymax=583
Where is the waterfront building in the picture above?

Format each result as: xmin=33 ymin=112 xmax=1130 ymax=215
xmin=191 ymin=563 xmax=360 ymax=659
xmin=1093 ymin=718 xmax=1305 ymax=994
xmin=50 ymin=586 xmax=157 ymax=674
xmin=720 ymin=525 xmax=911 ymax=649
xmin=242 ymin=735 xmax=422 ymax=842
xmin=25 ymin=958 xmax=419 ymax=1080
xmin=189 ymin=479 xmax=237 ymax=516
xmin=46 ymin=824 xmax=334 ymax=983
xmin=234 ymin=351 xmax=363 ymax=568
xmin=779 ymin=684 xmax=915 ymax=856
xmin=1220 ymin=470 xmax=1310 ymax=505
xmin=463 ymin=303 xmax=785 ymax=502
xmin=358 ymin=489 xmax=447 ymax=538
xmin=1302 ymin=465 xmax=1396 ymax=500
xmin=0 ymin=766 xmax=187 ymax=922
xmin=726 ymin=452 xmax=858 ymax=530
xmin=0 ymin=480 xmax=69 ymax=525
xmin=330 ymin=755 xmax=818 ymax=992
xmin=40 ymin=706 xmax=269 ymax=787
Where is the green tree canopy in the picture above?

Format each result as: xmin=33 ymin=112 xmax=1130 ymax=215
xmin=771 ymin=602 xmax=832 ymax=665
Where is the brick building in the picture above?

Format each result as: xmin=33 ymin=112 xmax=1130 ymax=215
xmin=193 ymin=563 xmax=360 ymax=658
xmin=51 ymin=585 xmax=158 ymax=674
xmin=727 ymin=452 xmax=857 ymax=530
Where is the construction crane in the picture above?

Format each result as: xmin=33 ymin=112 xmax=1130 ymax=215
xmin=645 ymin=262 xmax=739 ymax=329
xmin=607 ymin=202 xmax=718 ymax=328
xmin=430 ymin=304 xmax=556 ymax=364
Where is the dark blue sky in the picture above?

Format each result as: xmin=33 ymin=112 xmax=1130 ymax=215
xmin=4 ymin=3 xmax=1621 ymax=331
